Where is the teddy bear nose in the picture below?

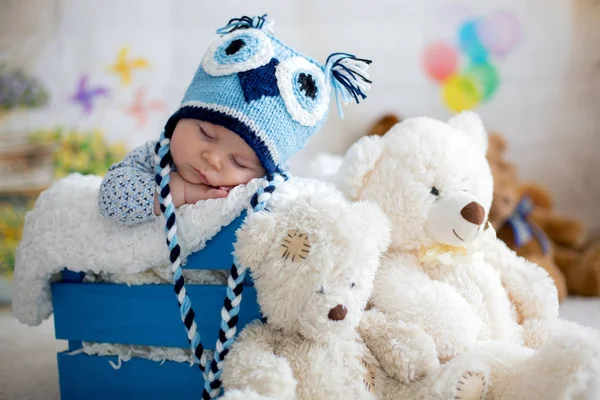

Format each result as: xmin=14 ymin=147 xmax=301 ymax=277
xmin=461 ymin=202 xmax=485 ymax=225
xmin=328 ymin=305 xmax=348 ymax=321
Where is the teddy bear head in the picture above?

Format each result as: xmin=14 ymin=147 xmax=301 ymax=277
xmin=234 ymin=183 xmax=390 ymax=341
xmin=336 ymin=111 xmax=493 ymax=251
xmin=486 ymin=133 xmax=521 ymax=228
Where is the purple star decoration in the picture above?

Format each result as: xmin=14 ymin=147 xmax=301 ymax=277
xmin=70 ymin=75 xmax=109 ymax=114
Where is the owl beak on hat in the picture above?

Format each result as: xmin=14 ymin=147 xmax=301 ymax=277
xmin=238 ymin=58 xmax=281 ymax=103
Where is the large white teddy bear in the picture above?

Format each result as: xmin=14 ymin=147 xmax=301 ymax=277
xmin=220 ymin=181 xmax=491 ymax=400
xmin=334 ymin=112 xmax=600 ymax=400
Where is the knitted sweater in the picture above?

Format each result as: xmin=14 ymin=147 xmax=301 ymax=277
xmin=98 ymin=141 xmax=159 ymax=225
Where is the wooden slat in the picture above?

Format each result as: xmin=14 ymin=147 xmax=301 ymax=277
xmin=52 ymin=281 xmax=261 ymax=348
xmin=57 ymin=352 xmax=205 ymax=399
xmin=183 ymin=212 xmax=245 ymax=270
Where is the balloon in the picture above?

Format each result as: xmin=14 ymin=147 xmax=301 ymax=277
xmin=458 ymin=20 xmax=489 ymax=65
xmin=422 ymin=42 xmax=459 ymax=82
xmin=442 ymin=74 xmax=481 ymax=112
xmin=465 ymin=62 xmax=500 ymax=100
xmin=477 ymin=10 xmax=522 ymax=57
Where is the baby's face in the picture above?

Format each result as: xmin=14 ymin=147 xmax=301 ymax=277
xmin=170 ymin=119 xmax=266 ymax=189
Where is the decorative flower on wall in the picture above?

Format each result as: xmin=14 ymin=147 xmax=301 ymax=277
xmin=124 ymin=88 xmax=164 ymax=128
xmin=69 ymin=75 xmax=110 ymax=114
xmin=108 ymin=46 xmax=150 ymax=86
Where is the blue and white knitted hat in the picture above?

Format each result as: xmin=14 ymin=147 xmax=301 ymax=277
xmin=163 ymin=14 xmax=372 ymax=174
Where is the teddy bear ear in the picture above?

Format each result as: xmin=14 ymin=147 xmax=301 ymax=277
xmin=447 ymin=111 xmax=488 ymax=153
xmin=335 ymin=135 xmax=386 ymax=201
xmin=350 ymin=201 xmax=391 ymax=254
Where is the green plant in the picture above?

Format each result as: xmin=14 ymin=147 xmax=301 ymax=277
xmin=29 ymin=128 xmax=127 ymax=177
xmin=0 ymin=202 xmax=29 ymax=276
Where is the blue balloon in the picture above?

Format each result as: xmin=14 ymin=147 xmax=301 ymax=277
xmin=458 ymin=20 xmax=489 ymax=65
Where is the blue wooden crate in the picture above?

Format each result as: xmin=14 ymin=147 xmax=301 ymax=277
xmin=51 ymin=214 xmax=261 ymax=400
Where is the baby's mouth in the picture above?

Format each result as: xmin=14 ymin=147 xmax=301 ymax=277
xmin=191 ymin=167 xmax=233 ymax=192
xmin=192 ymin=167 xmax=210 ymax=185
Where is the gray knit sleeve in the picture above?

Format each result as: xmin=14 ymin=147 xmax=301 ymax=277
xmin=98 ymin=141 xmax=158 ymax=225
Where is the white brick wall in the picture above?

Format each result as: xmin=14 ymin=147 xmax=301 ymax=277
xmin=2 ymin=0 xmax=599 ymax=236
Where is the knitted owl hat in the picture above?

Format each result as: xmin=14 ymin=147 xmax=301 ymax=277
xmin=153 ymin=15 xmax=372 ymax=399
xmin=161 ymin=14 xmax=371 ymax=174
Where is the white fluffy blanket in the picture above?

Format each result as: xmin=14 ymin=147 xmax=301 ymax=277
xmin=12 ymin=173 xmax=263 ymax=327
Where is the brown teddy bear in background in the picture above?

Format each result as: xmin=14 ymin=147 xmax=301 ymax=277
xmin=519 ymin=182 xmax=600 ymax=297
xmin=367 ymin=113 xmax=401 ymax=136
xmin=487 ymin=133 xmax=567 ymax=301
xmin=487 ymin=133 xmax=600 ymax=300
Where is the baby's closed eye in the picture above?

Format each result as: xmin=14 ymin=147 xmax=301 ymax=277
xmin=231 ymin=155 xmax=248 ymax=169
xmin=198 ymin=124 xmax=216 ymax=140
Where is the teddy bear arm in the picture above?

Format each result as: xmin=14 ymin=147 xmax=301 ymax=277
xmin=421 ymin=281 xmax=485 ymax=360
xmin=373 ymin=261 xmax=483 ymax=361
xmin=221 ymin=323 xmax=297 ymax=400
xmin=486 ymin=239 xmax=559 ymax=322
xmin=359 ymin=308 xmax=439 ymax=383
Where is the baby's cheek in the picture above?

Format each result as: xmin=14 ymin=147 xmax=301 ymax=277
xmin=246 ymin=167 xmax=267 ymax=181
xmin=220 ymin=167 xmax=263 ymax=188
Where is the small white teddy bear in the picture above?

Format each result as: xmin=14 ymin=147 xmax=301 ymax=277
xmin=220 ymin=180 xmax=490 ymax=400
xmin=335 ymin=111 xmax=600 ymax=399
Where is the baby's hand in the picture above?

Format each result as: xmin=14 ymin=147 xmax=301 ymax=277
xmin=185 ymin=182 xmax=229 ymax=204
xmin=153 ymin=173 xmax=229 ymax=215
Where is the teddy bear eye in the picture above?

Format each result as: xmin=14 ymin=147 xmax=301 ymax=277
xmin=317 ymin=286 xmax=325 ymax=294
xmin=430 ymin=186 xmax=440 ymax=196
xmin=349 ymin=282 xmax=356 ymax=288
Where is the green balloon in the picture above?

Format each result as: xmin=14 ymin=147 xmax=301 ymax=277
xmin=466 ymin=62 xmax=500 ymax=100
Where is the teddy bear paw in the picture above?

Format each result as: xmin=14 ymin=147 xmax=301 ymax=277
xmin=454 ymin=371 xmax=487 ymax=400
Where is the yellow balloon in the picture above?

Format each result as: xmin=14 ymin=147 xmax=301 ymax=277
xmin=442 ymin=75 xmax=481 ymax=112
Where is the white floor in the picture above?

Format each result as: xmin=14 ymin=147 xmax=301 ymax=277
xmin=0 ymin=298 xmax=599 ymax=400
xmin=0 ymin=306 xmax=63 ymax=400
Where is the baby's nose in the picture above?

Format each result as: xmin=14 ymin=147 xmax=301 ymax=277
xmin=203 ymin=152 xmax=221 ymax=170
xmin=328 ymin=304 xmax=347 ymax=321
